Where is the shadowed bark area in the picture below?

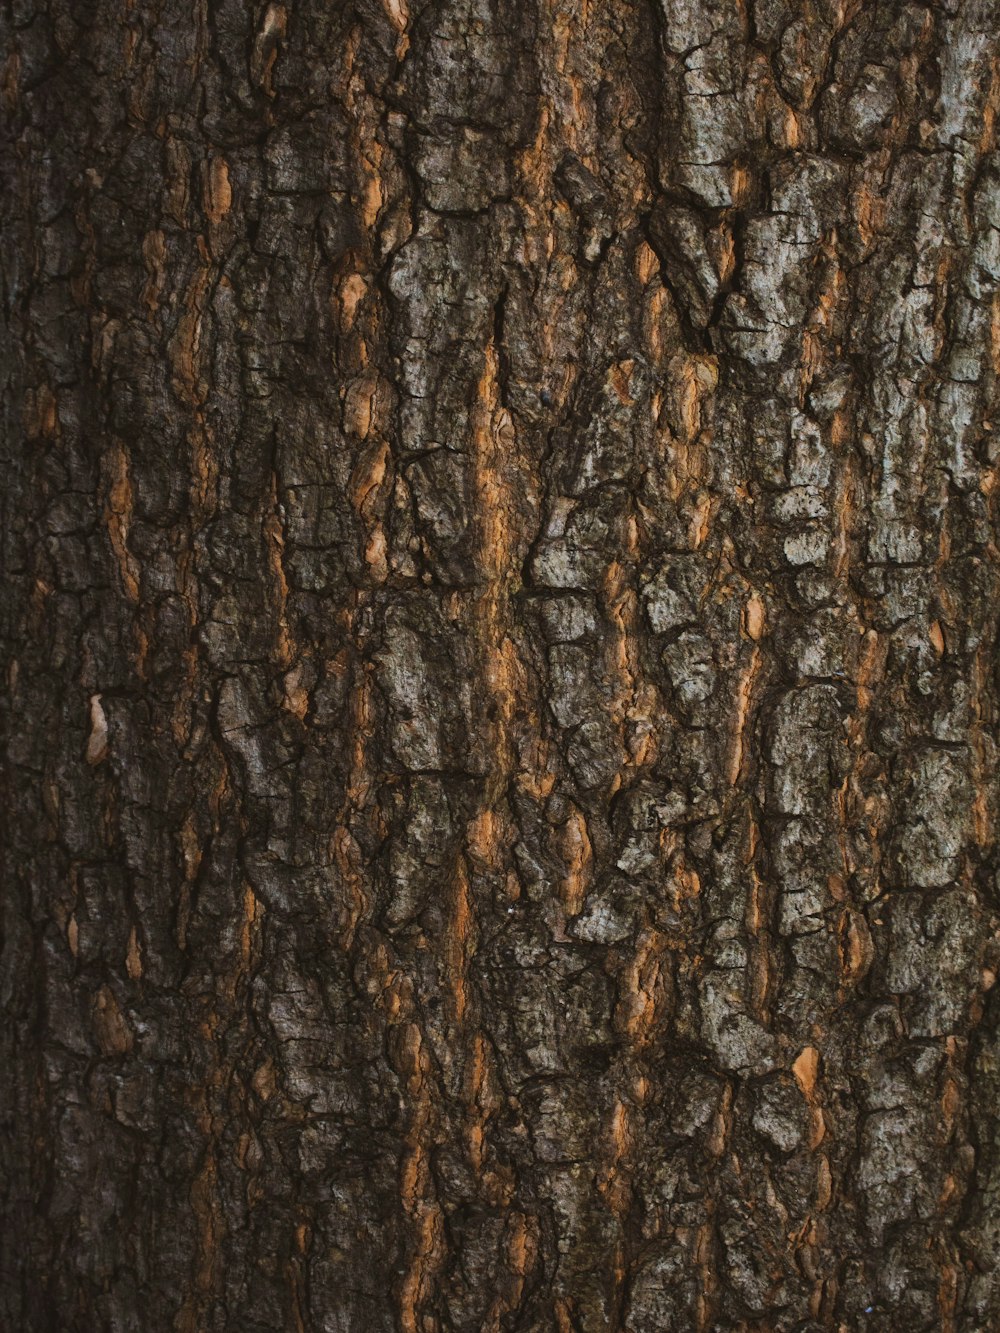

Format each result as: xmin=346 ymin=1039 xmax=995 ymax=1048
xmin=4 ymin=0 xmax=1000 ymax=1328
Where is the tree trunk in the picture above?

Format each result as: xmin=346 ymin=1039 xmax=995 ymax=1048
xmin=4 ymin=0 xmax=1000 ymax=1328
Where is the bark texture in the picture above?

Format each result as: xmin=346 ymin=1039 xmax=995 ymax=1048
xmin=4 ymin=0 xmax=1000 ymax=1328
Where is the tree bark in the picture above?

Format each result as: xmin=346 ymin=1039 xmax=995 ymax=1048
xmin=4 ymin=0 xmax=1000 ymax=1328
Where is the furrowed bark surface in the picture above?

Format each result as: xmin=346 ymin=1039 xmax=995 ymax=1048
xmin=4 ymin=0 xmax=1000 ymax=1328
